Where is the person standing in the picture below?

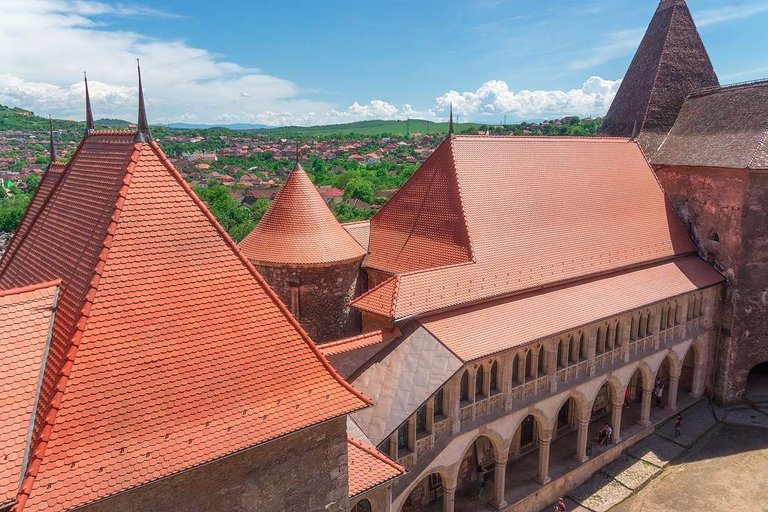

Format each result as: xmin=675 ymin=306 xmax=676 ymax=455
xmin=475 ymin=465 xmax=488 ymax=498
xmin=625 ymin=386 xmax=631 ymax=407
xmin=674 ymin=414 xmax=682 ymax=439
xmin=655 ymin=381 xmax=664 ymax=407
xmin=555 ymin=497 xmax=567 ymax=512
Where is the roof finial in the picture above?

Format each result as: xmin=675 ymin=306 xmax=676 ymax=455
xmin=84 ymin=71 xmax=95 ymax=136
xmin=295 ymin=141 xmax=301 ymax=167
xmin=448 ymin=103 xmax=454 ymax=137
xmin=48 ymin=115 xmax=56 ymax=167
xmin=134 ymin=58 xmax=152 ymax=142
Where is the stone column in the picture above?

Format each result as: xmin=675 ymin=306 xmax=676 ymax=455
xmin=653 ymin=304 xmax=663 ymax=349
xmin=448 ymin=377 xmax=461 ymax=435
xmin=443 ymin=485 xmax=456 ymax=512
xmin=667 ymin=373 xmax=680 ymax=411
xmin=588 ymin=327 xmax=597 ymax=376
xmin=611 ymin=400 xmax=623 ymax=444
xmin=384 ymin=485 xmax=393 ymax=512
xmin=575 ymin=418 xmax=590 ymax=462
xmin=491 ymin=460 xmax=508 ymax=509
xmin=640 ymin=386 xmax=653 ymax=426
xmin=537 ymin=434 xmax=552 ymax=484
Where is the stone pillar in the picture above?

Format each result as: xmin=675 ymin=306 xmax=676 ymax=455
xmin=491 ymin=460 xmax=508 ymax=509
xmin=588 ymin=327 xmax=597 ymax=376
xmin=549 ymin=343 xmax=558 ymax=393
xmin=653 ymin=304 xmax=663 ymax=349
xmin=690 ymin=344 xmax=706 ymax=398
xmin=576 ymin=418 xmax=590 ymax=462
xmin=667 ymin=373 xmax=680 ymax=411
xmin=537 ymin=434 xmax=552 ymax=484
xmin=384 ymin=485 xmax=393 ymax=512
xmin=443 ymin=485 xmax=456 ymax=512
xmin=640 ymin=386 xmax=653 ymax=426
xmin=611 ymin=400 xmax=623 ymax=444
xmin=448 ymin=377 xmax=461 ymax=435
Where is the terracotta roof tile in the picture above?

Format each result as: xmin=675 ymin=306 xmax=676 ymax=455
xmin=320 ymin=328 xmax=401 ymax=357
xmin=0 ymin=282 xmax=58 ymax=508
xmin=420 ymin=256 xmax=722 ymax=362
xmin=239 ymin=164 xmax=366 ymax=266
xmin=0 ymin=136 xmax=369 ymax=512
xmin=342 ymin=220 xmax=371 ymax=251
xmin=347 ymin=436 xmax=404 ymax=498
xmin=356 ymin=137 xmax=695 ymax=320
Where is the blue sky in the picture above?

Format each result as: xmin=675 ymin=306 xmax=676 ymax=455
xmin=2 ymin=0 xmax=767 ymax=125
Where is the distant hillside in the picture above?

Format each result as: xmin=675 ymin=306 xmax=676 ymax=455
xmin=95 ymin=118 xmax=131 ymax=128
xmin=0 ymin=104 xmax=81 ymax=132
xmin=166 ymin=122 xmax=271 ymax=130
xmin=258 ymin=119 xmax=483 ymax=137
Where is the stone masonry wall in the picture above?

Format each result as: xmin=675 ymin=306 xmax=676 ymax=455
xmin=255 ymin=259 xmax=364 ymax=344
xmin=74 ymin=416 xmax=350 ymax=512
xmin=655 ymin=165 xmax=768 ymax=403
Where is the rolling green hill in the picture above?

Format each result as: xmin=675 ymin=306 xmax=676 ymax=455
xmin=257 ymin=119 xmax=483 ymax=137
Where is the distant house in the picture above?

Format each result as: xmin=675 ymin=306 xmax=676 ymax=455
xmin=348 ymin=154 xmax=364 ymax=162
xmin=317 ymin=186 xmax=344 ymax=204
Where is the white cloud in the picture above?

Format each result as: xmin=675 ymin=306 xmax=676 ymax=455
xmin=435 ymin=76 xmax=621 ymax=121
xmin=696 ymin=1 xmax=768 ymax=27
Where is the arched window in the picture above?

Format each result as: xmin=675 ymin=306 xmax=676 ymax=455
xmin=606 ymin=324 xmax=613 ymax=350
xmin=646 ymin=312 xmax=653 ymax=335
xmin=614 ymin=320 xmax=621 ymax=347
xmin=475 ymin=366 xmax=485 ymax=399
xmin=687 ymin=297 xmax=694 ymax=320
xmin=525 ymin=350 xmax=533 ymax=379
xmin=638 ymin=313 xmax=646 ymax=338
xmin=674 ymin=302 xmax=681 ymax=325
xmin=434 ymin=388 xmax=444 ymax=417
xmin=490 ymin=361 xmax=499 ymax=393
xmin=579 ymin=333 xmax=587 ymax=359
xmin=511 ymin=354 xmax=520 ymax=384
xmin=416 ymin=404 xmax=427 ymax=434
xmin=537 ymin=345 xmax=546 ymax=375
xmin=630 ymin=316 xmax=636 ymax=341
xmin=353 ymin=498 xmax=372 ymax=512
xmin=596 ymin=327 xmax=604 ymax=354
xmin=557 ymin=339 xmax=566 ymax=368
xmin=397 ymin=423 xmax=409 ymax=452
xmin=568 ymin=335 xmax=577 ymax=363
xmin=696 ymin=295 xmax=703 ymax=317
xmin=460 ymin=370 xmax=469 ymax=402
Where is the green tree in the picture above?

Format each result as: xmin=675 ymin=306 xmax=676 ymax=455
xmin=344 ymin=177 xmax=375 ymax=204
xmin=249 ymin=198 xmax=271 ymax=223
xmin=194 ymin=184 xmax=255 ymax=242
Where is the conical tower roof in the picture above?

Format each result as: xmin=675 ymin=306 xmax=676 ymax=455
xmin=601 ymin=0 xmax=719 ymax=155
xmin=240 ymin=163 xmax=366 ymax=266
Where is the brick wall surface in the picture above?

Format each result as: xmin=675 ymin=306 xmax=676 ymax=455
xmin=74 ymin=416 xmax=350 ymax=512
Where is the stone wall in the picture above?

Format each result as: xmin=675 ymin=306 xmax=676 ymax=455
xmin=351 ymin=485 xmax=392 ymax=512
xmin=255 ymin=259 xmax=364 ymax=343
xmin=655 ymin=164 xmax=768 ymax=403
xmin=75 ymin=416 xmax=350 ymax=512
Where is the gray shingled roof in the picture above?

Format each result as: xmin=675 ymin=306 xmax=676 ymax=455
xmin=653 ymin=81 xmax=768 ymax=170
xmin=601 ymin=0 xmax=719 ymax=157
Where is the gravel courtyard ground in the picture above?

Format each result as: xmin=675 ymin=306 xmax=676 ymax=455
xmin=609 ymin=422 xmax=768 ymax=512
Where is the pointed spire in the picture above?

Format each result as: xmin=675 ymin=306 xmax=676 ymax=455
xmin=84 ymin=71 xmax=95 ymax=136
xmin=135 ymin=59 xmax=152 ymax=142
xmin=631 ymin=120 xmax=638 ymax=140
xmin=448 ymin=104 xmax=454 ymax=137
xmin=295 ymin=142 xmax=301 ymax=166
xmin=48 ymin=115 xmax=56 ymax=166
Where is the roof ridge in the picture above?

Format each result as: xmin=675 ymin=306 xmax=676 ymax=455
xmin=689 ymin=78 xmax=768 ymax=98
xmin=446 ymin=138 xmax=476 ymax=264
xmin=15 ymin=142 xmax=143 ymax=512
xmin=347 ymin=435 xmax=405 ymax=473
xmin=0 ymin=280 xmax=60 ymax=299
xmin=453 ymin=135 xmax=632 ymax=142
xmin=148 ymin=141 xmax=372 ymax=410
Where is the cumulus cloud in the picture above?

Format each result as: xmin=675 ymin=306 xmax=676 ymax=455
xmin=435 ymin=76 xmax=621 ymax=121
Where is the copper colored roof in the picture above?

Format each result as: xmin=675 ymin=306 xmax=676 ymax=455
xmin=0 ymin=134 xmax=369 ymax=512
xmin=654 ymin=80 xmax=768 ymax=169
xmin=355 ymin=136 xmax=695 ymax=321
xmin=420 ymin=256 xmax=723 ymax=362
xmin=346 ymin=436 xmax=404 ymax=498
xmin=343 ymin=220 xmax=371 ymax=251
xmin=239 ymin=164 xmax=366 ymax=266
xmin=0 ymin=282 xmax=58 ymax=509
xmin=600 ymin=0 xmax=719 ymax=156
xmin=320 ymin=328 xmax=401 ymax=357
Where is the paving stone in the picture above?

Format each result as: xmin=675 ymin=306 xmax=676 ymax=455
xmin=655 ymin=400 xmax=717 ymax=446
xmin=626 ymin=434 xmax=684 ymax=467
xmin=601 ymin=453 xmax=661 ymax=490
xmin=568 ymin=472 xmax=632 ymax=512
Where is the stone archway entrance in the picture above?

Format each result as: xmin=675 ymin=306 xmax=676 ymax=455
xmin=746 ymin=362 xmax=768 ymax=402
xmin=402 ymin=473 xmax=445 ymax=512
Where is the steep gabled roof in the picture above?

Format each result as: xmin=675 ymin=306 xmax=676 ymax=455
xmin=346 ymin=436 xmax=404 ymax=498
xmin=367 ymin=138 xmax=473 ymax=274
xmin=601 ymin=0 xmax=719 ymax=156
xmin=239 ymin=163 xmax=366 ymax=266
xmin=654 ymin=80 xmax=768 ymax=169
xmin=0 ymin=133 xmax=369 ymax=512
xmin=0 ymin=282 xmax=58 ymax=510
xmin=355 ymin=136 xmax=694 ymax=321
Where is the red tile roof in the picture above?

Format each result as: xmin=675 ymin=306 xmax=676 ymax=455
xmin=0 ymin=282 xmax=58 ymax=509
xmin=355 ymin=136 xmax=696 ymax=320
xmin=342 ymin=220 xmax=371 ymax=251
xmin=320 ymin=328 xmax=401 ymax=357
xmin=346 ymin=436 xmax=404 ymax=498
xmin=0 ymin=133 xmax=369 ymax=512
xmin=239 ymin=164 xmax=366 ymax=266
xmin=420 ymin=256 xmax=723 ymax=362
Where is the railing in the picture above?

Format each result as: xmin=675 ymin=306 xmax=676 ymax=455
xmin=398 ymin=452 xmax=415 ymax=470
xmin=628 ymin=335 xmax=654 ymax=357
xmin=593 ymin=346 xmax=623 ymax=370
xmin=510 ymin=374 xmax=550 ymax=401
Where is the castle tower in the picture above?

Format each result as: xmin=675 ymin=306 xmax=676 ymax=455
xmin=605 ymin=0 xmax=768 ymax=403
xmin=600 ymin=0 xmax=719 ymax=157
xmin=239 ymin=163 xmax=366 ymax=342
